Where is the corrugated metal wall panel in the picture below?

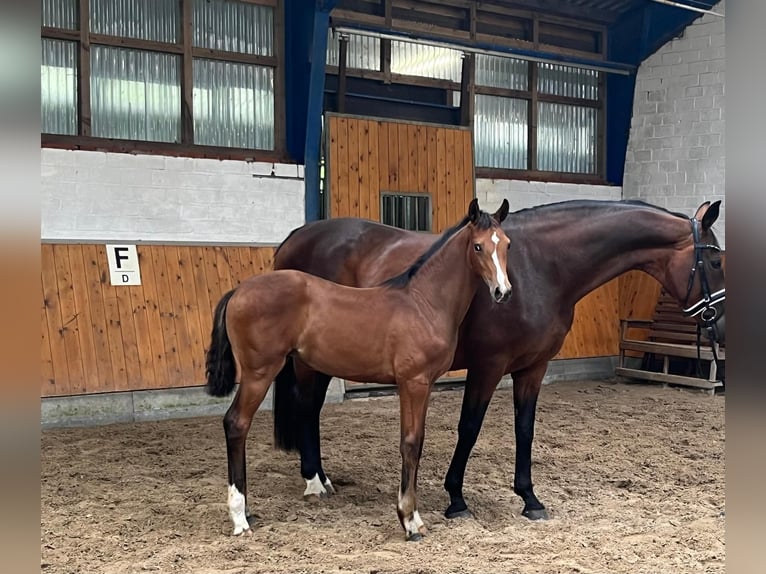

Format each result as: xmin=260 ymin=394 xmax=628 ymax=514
xmin=41 ymin=38 xmax=78 ymax=135
xmin=538 ymin=63 xmax=599 ymax=100
xmin=474 ymin=95 xmax=528 ymax=169
xmin=42 ymin=0 xmax=78 ymax=29
xmin=475 ymin=55 xmax=528 ymax=90
xmin=537 ymin=102 xmax=597 ymax=173
xmin=390 ymin=41 xmax=462 ymax=82
xmin=90 ymin=46 xmax=181 ymax=142
xmin=193 ymin=59 xmax=274 ymax=149
xmin=90 ymin=0 xmax=179 ymax=43
xmin=193 ymin=0 xmax=273 ymax=56
xmin=327 ymin=31 xmax=380 ymax=70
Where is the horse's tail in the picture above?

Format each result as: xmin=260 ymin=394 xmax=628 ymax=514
xmin=205 ymin=289 xmax=238 ymax=397
xmin=272 ymin=360 xmax=302 ymax=452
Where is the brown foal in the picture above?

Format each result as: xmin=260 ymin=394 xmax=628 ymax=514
xmin=205 ymin=198 xmax=513 ymax=540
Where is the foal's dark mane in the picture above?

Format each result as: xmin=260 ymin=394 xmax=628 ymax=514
xmin=381 ymin=211 xmax=496 ymax=289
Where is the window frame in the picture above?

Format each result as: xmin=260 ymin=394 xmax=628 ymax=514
xmin=380 ymin=191 xmax=433 ymax=232
xmin=40 ymin=0 xmax=286 ymax=162
xmin=326 ymin=0 xmax=609 ymax=184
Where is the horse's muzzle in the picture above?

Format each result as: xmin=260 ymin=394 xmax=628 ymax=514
xmin=493 ymin=286 xmax=512 ymax=303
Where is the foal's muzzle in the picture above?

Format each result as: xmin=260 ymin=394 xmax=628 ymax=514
xmin=493 ymin=285 xmax=512 ymax=303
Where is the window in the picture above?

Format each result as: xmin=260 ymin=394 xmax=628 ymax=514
xmin=326 ymin=0 xmax=606 ymax=180
xmin=381 ymin=193 xmax=431 ymax=232
xmin=41 ymin=0 xmax=280 ymax=156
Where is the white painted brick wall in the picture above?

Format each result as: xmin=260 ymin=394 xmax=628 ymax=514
xmin=623 ymin=0 xmax=725 ymax=247
xmin=41 ymin=149 xmax=305 ymax=244
xmin=477 ymin=179 xmax=622 ymax=212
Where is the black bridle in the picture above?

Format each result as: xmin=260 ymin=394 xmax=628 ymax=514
xmin=682 ymin=217 xmax=725 ymax=380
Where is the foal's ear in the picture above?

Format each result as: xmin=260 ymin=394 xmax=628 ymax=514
xmin=468 ymin=197 xmax=480 ymax=223
xmin=493 ymin=199 xmax=510 ymax=223
xmin=701 ymin=200 xmax=721 ymax=230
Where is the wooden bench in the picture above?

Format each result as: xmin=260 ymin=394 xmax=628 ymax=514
xmin=616 ymin=291 xmax=725 ymax=394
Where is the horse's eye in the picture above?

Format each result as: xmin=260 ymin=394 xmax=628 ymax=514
xmin=474 ymin=244 xmax=482 ymax=252
xmin=710 ymin=259 xmax=722 ymax=270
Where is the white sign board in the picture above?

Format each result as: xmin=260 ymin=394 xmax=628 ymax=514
xmin=106 ymin=244 xmax=142 ymax=286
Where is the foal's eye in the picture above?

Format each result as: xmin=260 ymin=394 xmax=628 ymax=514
xmin=710 ymin=259 xmax=722 ymax=270
xmin=474 ymin=244 xmax=482 ymax=252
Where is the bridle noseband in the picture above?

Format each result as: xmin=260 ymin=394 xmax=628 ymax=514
xmin=681 ymin=217 xmax=725 ymax=380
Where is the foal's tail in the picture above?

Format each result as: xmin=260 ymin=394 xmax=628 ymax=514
xmin=272 ymin=360 xmax=302 ymax=452
xmin=205 ymin=289 xmax=238 ymax=397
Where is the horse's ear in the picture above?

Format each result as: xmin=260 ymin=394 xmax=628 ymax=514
xmin=468 ymin=198 xmax=480 ymax=224
xmin=693 ymin=201 xmax=711 ymax=221
xmin=701 ymin=200 xmax=721 ymax=230
xmin=493 ymin=199 xmax=510 ymax=223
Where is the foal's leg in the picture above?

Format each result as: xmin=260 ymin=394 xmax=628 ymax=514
xmin=396 ymin=377 xmax=432 ymax=541
xmin=510 ymin=363 xmax=548 ymax=520
xmin=443 ymin=360 xmax=505 ymax=518
xmin=295 ymin=363 xmax=335 ymax=500
xmin=223 ymin=360 xmax=285 ymax=536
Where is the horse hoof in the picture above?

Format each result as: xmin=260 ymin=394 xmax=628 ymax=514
xmin=522 ymin=507 xmax=549 ymax=521
xmin=406 ymin=532 xmax=424 ymax=542
xmin=232 ymin=527 xmax=252 ymax=537
xmin=303 ymin=492 xmax=327 ymax=503
xmin=444 ymin=503 xmax=473 ymax=519
xmin=246 ymin=514 xmax=258 ymax=526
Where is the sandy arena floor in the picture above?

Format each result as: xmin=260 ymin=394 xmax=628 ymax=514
xmin=41 ymin=379 xmax=725 ymax=574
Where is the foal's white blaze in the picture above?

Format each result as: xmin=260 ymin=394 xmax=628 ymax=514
xmin=304 ymin=474 xmax=327 ymax=497
xmin=490 ymin=232 xmax=510 ymax=293
xmin=228 ymin=484 xmax=251 ymax=536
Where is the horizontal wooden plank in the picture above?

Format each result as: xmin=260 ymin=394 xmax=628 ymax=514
xmin=620 ymin=339 xmax=723 ymax=361
xmin=615 ymin=367 xmax=723 ymax=390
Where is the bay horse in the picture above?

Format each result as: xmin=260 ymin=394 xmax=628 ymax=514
xmin=271 ymin=199 xmax=725 ymax=522
xmin=205 ymin=199 xmax=512 ymax=540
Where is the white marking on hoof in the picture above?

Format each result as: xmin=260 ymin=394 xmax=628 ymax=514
xmin=413 ymin=510 xmax=425 ymax=531
xmin=228 ymin=484 xmax=251 ymax=536
xmin=323 ymin=477 xmax=336 ymax=495
xmin=303 ymin=474 xmax=327 ymax=498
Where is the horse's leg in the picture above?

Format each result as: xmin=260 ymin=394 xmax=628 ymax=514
xmin=396 ymin=377 xmax=432 ymax=542
xmin=511 ymin=362 xmax=548 ymax=520
xmin=443 ymin=360 xmax=505 ymax=519
xmin=296 ymin=366 xmax=335 ymax=500
xmin=223 ymin=360 xmax=284 ymax=536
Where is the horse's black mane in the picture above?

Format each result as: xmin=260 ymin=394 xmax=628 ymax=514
xmin=511 ymin=198 xmax=688 ymax=221
xmin=381 ymin=210 xmax=496 ymax=289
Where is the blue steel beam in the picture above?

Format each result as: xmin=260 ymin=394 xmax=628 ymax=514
xmin=303 ymin=0 xmax=337 ymax=222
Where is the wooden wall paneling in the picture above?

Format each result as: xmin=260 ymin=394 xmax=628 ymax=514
xmin=427 ymin=126 xmax=438 ymax=228
xmin=348 ymin=116 xmax=361 ymax=214
xmin=376 ymin=120 xmax=389 ymax=204
xmin=387 ymin=121 xmax=400 ymax=191
xmin=416 ymin=124 xmax=428 ymax=193
xmin=367 ymin=120 xmax=380 ymax=221
xmin=191 ymin=247 xmax=214 ymax=359
xmin=397 ymin=123 xmax=410 ymax=192
xmin=111 ymin=252 xmax=143 ymax=391
xmin=435 ymin=127 xmax=447 ymax=232
xmin=126 ymin=272 xmax=158 ymax=390
xmin=359 ymin=119 xmax=371 ymax=220
xmin=177 ymin=246 xmax=206 ymax=382
xmin=150 ymin=245 xmax=184 ymax=386
xmin=445 ymin=128 xmax=457 ymax=225
xmin=406 ymin=124 xmax=418 ymax=194
xmin=41 ymin=245 xmax=69 ymax=395
xmin=52 ymin=244 xmax=86 ymax=393
xmin=337 ymin=118 xmax=351 ymax=217
xmin=65 ymin=244 xmax=99 ymax=394
xmin=80 ymin=244 xmax=117 ymax=392
xmin=41 ymin=275 xmax=56 ymax=395
xmin=556 ymin=278 xmax=620 ymax=358
xmin=462 ymin=130 xmax=474 ymax=208
xmin=96 ymin=244 xmax=129 ymax=391
xmin=136 ymin=245 xmax=172 ymax=388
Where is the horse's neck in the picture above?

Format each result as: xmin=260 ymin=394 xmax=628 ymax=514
xmin=406 ymin=227 xmax=478 ymax=327
xmin=525 ymin=206 xmax=689 ymax=304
